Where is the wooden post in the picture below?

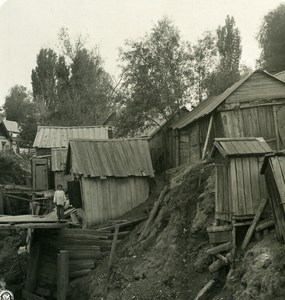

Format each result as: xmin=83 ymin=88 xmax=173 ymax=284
xmin=57 ymin=250 xmax=69 ymax=300
xmin=241 ymin=198 xmax=268 ymax=252
xmin=25 ymin=243 xmax=41 ymax=292
xmin=0 ymin=187 xmax=4 ymax=214
xmin=273 ymin=102 xmax=280 ymax=150
xmin=202 ymin=114 xmax=214 ymax=160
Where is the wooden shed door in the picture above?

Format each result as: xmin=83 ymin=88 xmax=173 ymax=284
xmin=32 ymin=159 xmax=48 ymax=191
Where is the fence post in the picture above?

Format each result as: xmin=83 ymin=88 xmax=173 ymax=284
xmin=57 ymin=250 xmax=69 ymax=300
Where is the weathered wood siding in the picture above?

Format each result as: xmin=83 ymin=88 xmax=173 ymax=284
xmin=54 ymin=172 xmax=72 ymax=191
xmin=225 ymin=72 xmax=285 ymax=103
xmin=263 ymin=156 xmax=285 ymax=242
xmin=32 ymin=158 xmax=49 ymax=191
xmin=81 ymin=177 xmax=149 ymax=226
xmin=216 ymin=156 xmax=267 ymax=221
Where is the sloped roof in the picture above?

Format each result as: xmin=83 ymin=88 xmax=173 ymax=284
xmin=66 ymin=139 xmax=154 ymax=178
xmin=3 ymin=120 xmax=19 ymax=133
xmin=33 ymin=126 xmax=110 ymax=148
xmin=172 ymin=70 xmax=285 ymax=129
xmin=274 ymin=70 xmax=285 ymax=82
xmin=260 ymin=152 xmax=285 ymax=174
xmin=0 ymin=121 xmax=12 ymax=140
xmin=211 ymin=137 xmax=273 ymax=158
xmin=51 ymin=148 xmax=68 ymax=171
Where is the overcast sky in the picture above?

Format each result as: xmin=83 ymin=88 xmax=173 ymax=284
xmin=0 ymin=0 xmax=284 ymax=104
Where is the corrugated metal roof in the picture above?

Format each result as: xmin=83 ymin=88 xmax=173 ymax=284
xmin=51 ymin=148 xmax=68 ymax=171
xmin=172 ymin=70 xmax=285 ymax=129
xmin=33 ymin=126 xmax=110 ymax=148
xmin=67 ymin=139 xmax=154 ymax=178
xmin=211 ymin=137 xmax=273 ymax=157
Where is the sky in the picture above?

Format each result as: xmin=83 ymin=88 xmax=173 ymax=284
xmin=0 ymin=0 xmax=284 ymax=104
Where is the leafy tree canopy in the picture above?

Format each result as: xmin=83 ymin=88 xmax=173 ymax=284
xmin=257 ymin=3 xmax=285 ymax=73
xmin=116 ymin=17 xmax=193 ymax=136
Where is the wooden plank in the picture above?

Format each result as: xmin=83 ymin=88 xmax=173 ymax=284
xmin=194 ymin=279 xmax=215 ymax=300
xmin=0 ymin=188 xmax=4 ymax=214
xmin=207 ymin=242 xmax=232 ymax=255
xmin=202 ymin=114 xmax=213 ymax=160
xmin=235 ymin=158 xmax=246 ymax=215
xmin=273 ymin=103 xmax=280 ymax=150
xmin=57 ymin=250 xmax=69 ymax=300
xmin=243 ymin=157 xmax=253 ymax=214
xmin=25 ymin=243 xmax=41 ymax=292
xmin=241 ymin=198 xmax=268 ymax=252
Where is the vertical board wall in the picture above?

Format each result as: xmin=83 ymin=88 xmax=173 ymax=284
xmin=81 ymin=177 xmax=150 ymax=226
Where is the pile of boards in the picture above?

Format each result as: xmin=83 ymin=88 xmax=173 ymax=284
xmin=24 ymin=217 xmax=147 ymax=299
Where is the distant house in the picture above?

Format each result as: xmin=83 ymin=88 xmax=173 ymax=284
xmin=66 ymin=139 xmax=154 ymax=226
xmin=170 ymin=69 xmax=285 ymax=167
xmin=3 ymin=118 xmax=20 ymax=153
xmin=0 ymin=120 xmax=12 ymax=151
xmin=32 ymin=125 xmax=113 ymax=190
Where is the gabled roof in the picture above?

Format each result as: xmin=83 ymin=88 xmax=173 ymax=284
xmin=172 ymin=70 xmax=285 ymax=129
xmin=0 ymin=120 xmax=12 ymax=141
xmin=274 ymin=70 xmax=285 ymax=82
xmin=33 ymin=125 xmax=110 ymax=149
xmin=66 ymin=139 xmax=154 ymax=178
xmin=260 ymin=151 xmax=285 ymax=174
xmin=51 ymin=148 xmax=68 ymax=171
xmin=211 ymin=137 xmax=273 ymax=158
xmin=3 ymin=120 xmax=19 ymax=133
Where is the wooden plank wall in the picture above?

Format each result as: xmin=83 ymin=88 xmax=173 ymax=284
xmin=54 ymin=172 xmax=72 ymax=191
xmin=81 ymin=177 xmax=149 ymax=226
xmin=229 ymin=157 xmax=267 ymax=217
xmin=264 ymin=157 xmax=285 ymax=242
xmin=215 ymin=163 xmax=231 ymax=221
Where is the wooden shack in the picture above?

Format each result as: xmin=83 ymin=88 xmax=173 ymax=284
xmin=33 ymin=125 xmax=112 ymax=156
xmin=51 ymin=148 xmax=72 ymax=190
xmin=211 ymin=137 xmax=272 ymax=223
xmin=66 ymin=139 xmax=154 ymax=226
xmin=261 ymin=153 xmax=285 ymax=242
xmin=171 ymin=70 xmax=285 ymax=167
xmin=0 ymin=120 xmax=12 ymax=150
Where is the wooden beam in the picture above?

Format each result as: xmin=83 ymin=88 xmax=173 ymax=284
xmin=25 ymin=243 xmax=41 ymax=292
xmin=57 ymin=250 xmax=69 ymax=300
xmin=4 ymin=193 xmax=32 ymax=202
xmin=255 ymin=220 xmax=274 ymax=232
xmin=241 ymin=198 xmax=268 ymax=252
xmin=207 ymin=242 xmax=232 ymax=255
xmin=202 ymin=114 xmax=214 ymax=160
xmin=273 ymin=103 xmax=280 ymax=150
xmin=194 ymin=279 xmax=215 ymax=300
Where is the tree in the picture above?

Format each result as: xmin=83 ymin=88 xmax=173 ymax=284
xmin=117 ymin=17 xmax=193 ymax=136
xmin=208 ymin=16 xmax=242 ymax=96
xmin=191 ymin=31 xmax=218 ymax=103
xmin=31 ymin=48 xmax=58 ymax=112
xmin=4 ymin=85 xmax=38 ymax=148
xmin=257 ymin=4 xmax=285 ymax=73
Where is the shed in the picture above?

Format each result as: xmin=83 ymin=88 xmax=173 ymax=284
xmin=261 ymin=152 xmax=285 ymax=242
xmin=33 ymin=125 xmax=112 ymax=156
xmin=0 ymin=120 xmax=12 ymax=150
xmin=66 ymin=139 xmax=154 ymax=226
xmin=171 ymin=70 xmax=285 ymax=167
xmin=211 ymin=137 xmax=272 ymax=222
xmin=51 ymin=148 xmax=72 ymax=190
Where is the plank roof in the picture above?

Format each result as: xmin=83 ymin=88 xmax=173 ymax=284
xmin=3 ymin=119 xmax=19 ymax=133
xmin=66 ymin=139 xmax=154 ymax=178
xmin=33 ymin=125 xmax=110 ymax=149
xmin=172 ymin=70 xmax=285 ymax=129
xmin=211 ymin=137 xmax=273 ymax=158
xmin=51 ymin=148 xmax=68 ymax=171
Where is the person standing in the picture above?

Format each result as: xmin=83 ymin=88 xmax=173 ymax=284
xmin=53 ymin=184 xmax=66 ymax=221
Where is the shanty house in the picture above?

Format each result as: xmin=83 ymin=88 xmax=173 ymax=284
xmin=33 ymin=125 xmax=112 ymax=156
xmin=171 ymin=70 xmax=285 ymax=167
xmin=32 ymin=126 xmax=112 ymax=190
xmin=0 ymin=120 xmax=12 ymax=150
xmin=3 ymin=118 xmax=20 ymax=152
xmin=211 ymin=137 xmax=272 ymax=223
xmin=66 ymin=139 xmax=154 ymax=226
xmin=261 ymin=152 xmax=285 ymax=242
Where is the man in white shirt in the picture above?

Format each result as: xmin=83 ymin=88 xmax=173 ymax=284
xmin=53 ymin=184 xmax=66 ymax=221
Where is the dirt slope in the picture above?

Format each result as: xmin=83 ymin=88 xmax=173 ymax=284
xmin=68 ymin=161 xmax=218 ymax=300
